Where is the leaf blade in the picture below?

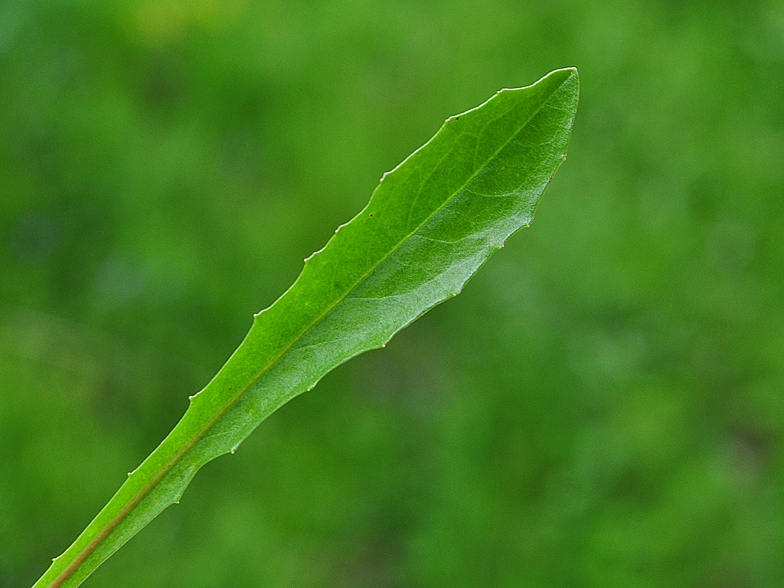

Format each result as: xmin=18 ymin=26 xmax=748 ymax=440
xmin=33 ymin=67 xmax=578 ymax=588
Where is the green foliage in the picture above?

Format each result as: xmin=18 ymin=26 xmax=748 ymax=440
xmin=31 ymin=70 xmax=578 ymax=588
xmin=3 ymin=2 xmax=784 ymax=587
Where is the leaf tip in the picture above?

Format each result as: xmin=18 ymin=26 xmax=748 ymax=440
xmin=549 ymin=66 xmax=579 ymax=80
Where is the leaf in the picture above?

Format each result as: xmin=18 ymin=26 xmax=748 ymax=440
xmin=32 ymin=67 xmax=579 ymax=588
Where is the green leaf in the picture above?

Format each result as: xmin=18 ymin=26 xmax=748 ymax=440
xmin=33 ymin=67 xmax=578 ymax=588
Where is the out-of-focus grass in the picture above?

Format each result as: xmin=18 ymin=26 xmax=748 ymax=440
xmin=2 ymin=1 xmax=782 ymax=587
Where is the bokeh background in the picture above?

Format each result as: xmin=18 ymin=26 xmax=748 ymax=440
xmin=2 ymin=1 xmax=783 ymax=586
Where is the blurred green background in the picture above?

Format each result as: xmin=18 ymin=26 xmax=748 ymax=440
xmin=1 ymin=0 xmax=783 ymax=586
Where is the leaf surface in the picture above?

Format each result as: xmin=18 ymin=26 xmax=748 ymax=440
xmin=33 ymin=67 xmax=579 ymax=588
